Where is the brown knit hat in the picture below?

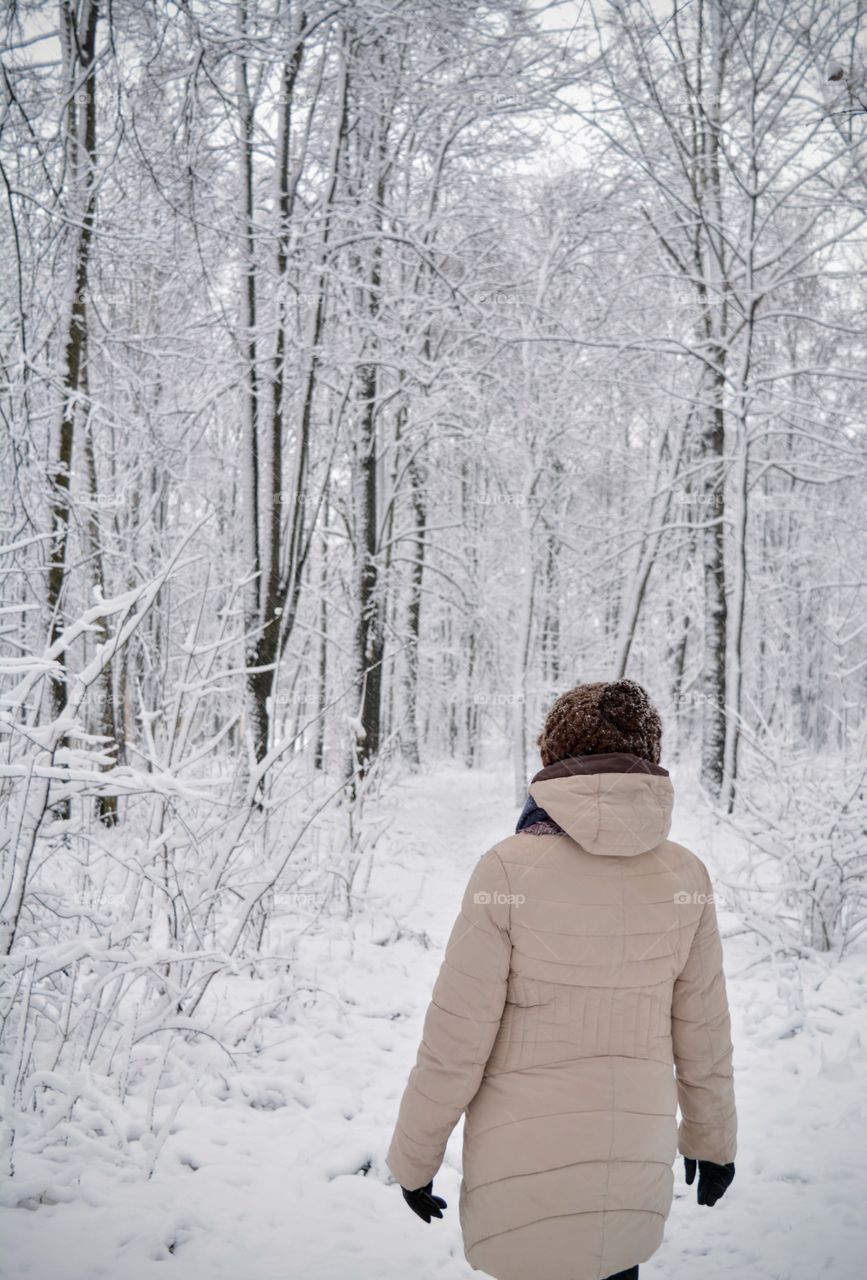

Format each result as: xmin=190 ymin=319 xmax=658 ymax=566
xmin=536 ymin=679 xmax=662 ymax=767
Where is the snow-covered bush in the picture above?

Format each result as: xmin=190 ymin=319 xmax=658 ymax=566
xmin=0 ymin=577 xmax=368 ymax=1194
xmin=722 ymin=733 xmax=867 ymax=955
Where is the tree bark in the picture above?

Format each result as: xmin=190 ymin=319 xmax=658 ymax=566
xmin=47 ymin=0 xmax=100 ymax=727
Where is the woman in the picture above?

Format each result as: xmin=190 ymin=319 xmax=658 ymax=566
xmin=386 ymin=679 xmax=736 ymax=1280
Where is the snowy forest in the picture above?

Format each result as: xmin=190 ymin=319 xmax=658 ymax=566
xmin=1 ymin=0 xmax=866 ymax=1276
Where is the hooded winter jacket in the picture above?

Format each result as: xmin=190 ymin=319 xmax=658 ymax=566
xmin=385 ymin=752 xmax=737 ymax=1280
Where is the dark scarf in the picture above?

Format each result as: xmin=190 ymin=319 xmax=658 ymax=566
xmin=515 ymin=791 xmax=563 ymax=835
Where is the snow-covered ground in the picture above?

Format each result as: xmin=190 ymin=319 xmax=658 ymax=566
xmin=3 ymin=763 xmax=866 ymax=1279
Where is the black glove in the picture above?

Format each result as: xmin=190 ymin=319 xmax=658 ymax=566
xmin=684 ymin=1157 xmax=735 ymax=1206
xmin=400 ymin=1179 xmax=448 ymax=1223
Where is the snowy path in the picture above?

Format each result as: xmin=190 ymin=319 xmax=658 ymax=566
xmin=3 ymin=765 xmax=867 ymax=1279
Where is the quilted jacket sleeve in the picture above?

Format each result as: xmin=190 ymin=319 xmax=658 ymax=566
xmin=671 ymin=871 xmax=737 ymax=1165
xmin=385 ymin=848 xmax=512 ymax=1191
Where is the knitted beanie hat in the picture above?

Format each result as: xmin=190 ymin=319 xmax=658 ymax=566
xmin=536 ymin=679 xmax=662 ymax=767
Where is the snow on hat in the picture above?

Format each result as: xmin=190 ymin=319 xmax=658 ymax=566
xmin=536 ymin=679 xmax=662 ymax=767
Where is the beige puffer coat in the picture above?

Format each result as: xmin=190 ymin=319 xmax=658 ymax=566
xmin=386 ymin=752 xmax=737 ymax=1280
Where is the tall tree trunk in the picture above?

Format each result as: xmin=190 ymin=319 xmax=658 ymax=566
xmin=465 ymin=624 xmax=478 ymax=769
xmin=276 ymin=34 xmax=347 ymax=683
xmin=721 ymin=270 xmax=758 ymax=810
xmin=615 ymin=410 xmax=691 ymax=678
xmin=350 ymin=47 xmax=388 ymax=782
xmin=403 ymin=453 xmax=426 ymax=770
xmin=353 ymin=346 xmax=384 ymax=776
xmin=511 ymin=493 xmax=535 ymax=805
xmin=236 ymin=10 xmax=265 ymax=766
xmin=698 ymin=0 xmax=729 ymax=798
xmin=83 ymin=402 xmax=118 ymax=826
xmin=46 ymin=0 xmax=99 ymax=728
xmin=248 ymin=24 xmax=307 ymax=767
xmin=699 ymin=368 xmax=728 ymax=796
xmin=313 ymin=492 xmax=330 ymax=772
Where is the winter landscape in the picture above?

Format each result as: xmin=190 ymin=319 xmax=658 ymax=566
xmin=1 ymin=2 xmax=866 ymax=1278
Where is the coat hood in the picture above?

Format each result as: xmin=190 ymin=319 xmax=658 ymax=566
xmin=528 ymin=751 xmax=673 ymax=857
